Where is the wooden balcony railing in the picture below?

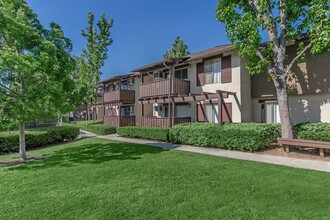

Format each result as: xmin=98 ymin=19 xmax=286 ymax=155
xmin=140 ymin=117 xmax=191 ymax=128
xmin=103 ymin=116 xmax=135 ymax=127
xmin=139 ymin=78 xmax=190 ymax=98
xmin=104 ymin=90 xmax=135 ymax=103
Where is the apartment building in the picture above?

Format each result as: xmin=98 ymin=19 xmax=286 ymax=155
xmin=97 ymin=43 xmax=330 ymax=127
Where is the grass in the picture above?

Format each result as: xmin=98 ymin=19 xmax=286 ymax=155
xmin=1 ymin=138 xmax=330 ymax=219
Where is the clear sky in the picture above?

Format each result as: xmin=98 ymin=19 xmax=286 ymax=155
xmin=26 ymin=0 xmax=230 ymax=80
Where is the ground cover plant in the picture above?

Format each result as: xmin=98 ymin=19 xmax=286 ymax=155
xmin=1 ymin=138 xmax=330 ymax=219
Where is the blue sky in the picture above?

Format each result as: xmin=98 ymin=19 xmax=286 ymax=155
xmin=26 ymin=0 xmax=230 ymax=80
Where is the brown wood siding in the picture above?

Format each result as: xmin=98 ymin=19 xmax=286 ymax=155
xmin=222 ymin=103 xmax=232 ymax=123
xmin=221 ymin=56 xmax=232 ymax=83
xmin=196 ymin=62 xmax=205 ymax=86
xmin=140 ymin=117 xmax=191 ymax=128
xmin=139 ymin=78 xmax=190 ymax=98
xmin=103 ymin=116 xmax=135 ymax=127
xmin=197 ymin=104 xmax=205 ymax=122
xmin=104 ymin=90 xmax=135 ymax=103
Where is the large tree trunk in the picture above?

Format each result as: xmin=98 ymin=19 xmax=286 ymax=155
xmin=19 ymin=122 xmax=27 ymax=161
xmin=274 ymin=77 xmax=294 ymax=139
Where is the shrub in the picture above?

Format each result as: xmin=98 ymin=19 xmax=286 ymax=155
xmin=294 ymin=123 xmax=330 ymax=142
xmin=117 ymin=126 xmax=169 ymax=142
xmin=0 ymin=126 xmax=80 ymax=152
xmin=87 ymin=124 xmax=117 ymax=135
xmin=169 ymin=123 xmax=281 ymax=152
xmin=74 ymin=120 xmax=102 ymax=131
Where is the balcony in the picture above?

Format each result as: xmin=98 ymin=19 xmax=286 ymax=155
xmin=139 ymin=78 xmax=190 ymax=98
xmin=140 ymin=117 xmax=191 ymax=128
xmin=103 ymin=116 xmax=135 ymax=127
xmin=104 ymin=90 xmax=135 ymax=103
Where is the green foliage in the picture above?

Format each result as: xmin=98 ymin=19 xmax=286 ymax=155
xmin=74 ymin=120 xmax=102 ymax=131
xmin=163 ymin=36 xmax=190 ymax=59
xmin=76 ymin=12 xmax=114 ymax=102
xmin=87 ymin=124 xmax=116 ymax=135
xmin=294 ymin=123 xmax=330 ymax=142
xmin=0 ymin=126 xmax=79 ymax=151
xmin=117 ymin=126 xmax=169 ymax=142
xmin=216 ymin=0 xmax=330 ymax=76
xmin=169 ymin=123 xmax=281 ymax=152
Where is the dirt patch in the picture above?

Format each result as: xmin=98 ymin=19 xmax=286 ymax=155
xmin=257 ymin=146 xmax=330 ymax=161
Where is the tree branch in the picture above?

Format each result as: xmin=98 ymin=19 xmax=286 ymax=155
xmin=0 ymin=83 xmax=19 ymax=96
xmin=256 ymin=49 xmax=276 ymax=78
xmin=279 ymin=0 xmax=287 ymax=51
xmin=285 ymin=42 xmax=312 ymax=75
xmin=248 ymin=0 xmax=279 ymax=49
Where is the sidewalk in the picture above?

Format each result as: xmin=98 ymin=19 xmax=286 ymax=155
xmin=98 ymin=134 xmax=330 ymax=173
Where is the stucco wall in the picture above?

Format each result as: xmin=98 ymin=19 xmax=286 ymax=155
xmin=251 ymin=49 xmax=330 ymax=98
xmin=188 ymin=50 xmax=244 ymax=123
xmin=252 ymin=93 xmax=330 ymax=123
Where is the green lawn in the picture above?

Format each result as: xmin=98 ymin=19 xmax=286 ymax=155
xmin=1 ymin=138 xmax=330 ymax=219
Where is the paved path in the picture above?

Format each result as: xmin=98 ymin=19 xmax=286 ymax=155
xmin=98 ymin=134 xmax=330 ymax=173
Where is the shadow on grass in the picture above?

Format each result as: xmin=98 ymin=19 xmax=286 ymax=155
xmin=8 ymin=141 xmax=168 ymax=171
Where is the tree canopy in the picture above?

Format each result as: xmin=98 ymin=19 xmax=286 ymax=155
xmin=0 ymin=0 xmax=76 ymax=160
xmin=76 ymin=12 xmax=113 ymax=103
xmin=163 ymin=36 xmax=190 ymax=59
xmin=216 ymin=0 xmax=330 ymax=138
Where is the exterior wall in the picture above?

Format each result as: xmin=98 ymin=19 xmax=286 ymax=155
xmin=189 ymin=50 xmax=244 ymax=123
xmin=251 ymin=47 xmax=330 ymax=123
xmin=253 ymin=93 xmax=330 ymax=123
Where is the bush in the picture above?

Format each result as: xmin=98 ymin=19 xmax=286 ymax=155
xmin=117 ymin=126 xmax=169 ymax=142
xmin=87 ymin=124 xmax=116 ymax=135
xmin=74 ymin=120 xmax=102 ymax=131
xmin=169 ymin=123 xmax=281 ymax=152
xmin=0 ymin=126 xmax=80 ymax=152
xmin=294 ymin=123 xmax=330 ymax=142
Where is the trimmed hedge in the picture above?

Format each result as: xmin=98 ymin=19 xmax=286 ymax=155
xmin=117 ymin=126 xmax=169 ymax=142
xmin=87 ymin=124 xmax=117 ymax=135
xmin=0 ymin=126 xmax=80 ymax=151
xmin=294 ymin=123 xmax=330 ymax=142
xmin=169 ymin=123 xmax=281 ymax=152
xmin=74 ymin=120 xmax=102 ymax=131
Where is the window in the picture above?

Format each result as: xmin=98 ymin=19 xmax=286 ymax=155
xmin=204 ymin=58 xmax=221 ymax=84
xmin=205 ymin=104 xmax=218 ymax=123
xmin=107 ymin=107 xmax=116 ymax=116
xmin=261 ymin=101 xmax=280 ymax=123
xmin=120 ymin=81 xmax=130 ymax=90
xmin=175 ymin=68 xmax=188 ymax=80
xmin=121 ymin=106 xmax=134 ymax=116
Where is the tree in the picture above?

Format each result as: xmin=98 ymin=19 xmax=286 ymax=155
xmin=76 ymin=12 xmax=113 ymax=107
xmin=44 ymin=22 xmax=77 ymax=126
xmin=0 ymin=0 xmax=65 ymax=160
xmin=216 ymin=0 xmax=330 ymax=138
xmin=163 ymin=36 xmax=190 ymax=59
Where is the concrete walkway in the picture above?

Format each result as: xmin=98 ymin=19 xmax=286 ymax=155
xmin=98 ymin=134 xmax=330 ymax=173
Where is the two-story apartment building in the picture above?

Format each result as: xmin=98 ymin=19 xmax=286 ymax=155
xmin=98 ymin=42 xmax=330 ymax=127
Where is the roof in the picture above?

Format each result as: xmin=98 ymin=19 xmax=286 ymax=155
xmin=131 ymin=57 xmax=186 ymax=73
xmin=99 ymin=73 xmax=133 ymax=84
xmin=131 ymin=44 xmax=235 ymax=73
xmin=184 ymin=44 xmax=235 ymax=62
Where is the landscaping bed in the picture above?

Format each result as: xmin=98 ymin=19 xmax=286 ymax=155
xmin=0 ymin=126 xmax=80 ymax=152
xmin=117 ymin=126 xmax=169 ymax=142
xmin=71 ymin=120 xmax=116 ymax=135
xmin=117 ymin=122 xmax=330 ymax=152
